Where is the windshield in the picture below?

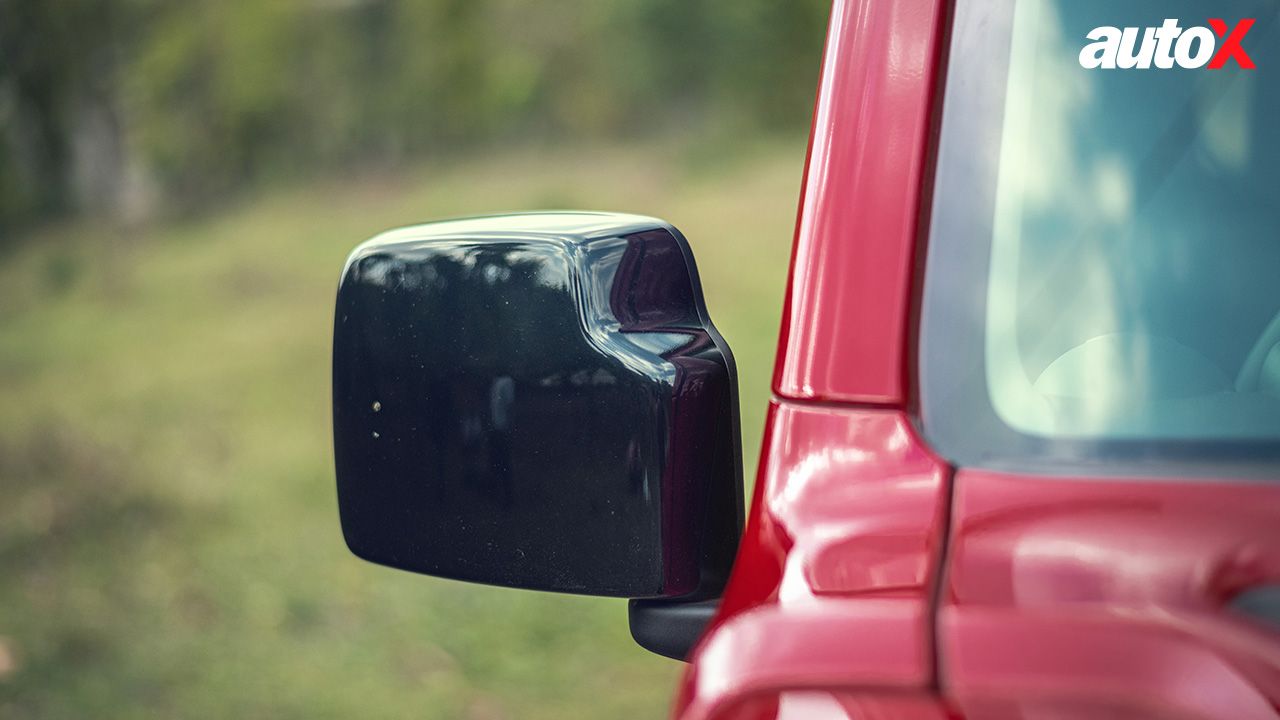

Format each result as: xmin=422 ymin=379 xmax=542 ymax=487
xmin=920 ymin=0 xmax=1280 ymax=473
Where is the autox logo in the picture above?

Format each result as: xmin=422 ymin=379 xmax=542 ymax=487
xmin=1079 ymin=19 xmax=1256 ymax=70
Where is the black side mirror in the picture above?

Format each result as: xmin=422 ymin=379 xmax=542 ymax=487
xmin=332 ymin=213 xmax=743 ymax=658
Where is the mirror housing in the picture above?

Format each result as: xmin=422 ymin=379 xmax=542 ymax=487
xmin=333 ymin=213 xmax=743 ymax=603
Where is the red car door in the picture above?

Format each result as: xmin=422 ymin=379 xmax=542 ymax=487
xmin=922 ymin=1 xmax=1280 ymax=718
xmin=677 ymin=0 xmax=1280 ymax=718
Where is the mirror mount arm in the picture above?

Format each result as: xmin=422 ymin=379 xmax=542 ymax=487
xmin=628 ymin=597 xmax=720 ymax=661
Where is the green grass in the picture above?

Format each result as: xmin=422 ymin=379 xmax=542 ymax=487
xmin=0 ymin=138 xmax=802 ymax=719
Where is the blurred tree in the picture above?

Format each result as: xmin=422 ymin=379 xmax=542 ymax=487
xmin=0 ymin=0 xmax=137 ymax=231
xmin=715 ymin=0 xmax=831 ymax=129
xmin=0 ymin=0 xmax=828 ymax=233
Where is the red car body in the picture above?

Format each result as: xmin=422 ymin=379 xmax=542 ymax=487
xmin=672 ymin=1 xmax=1280 ymax=718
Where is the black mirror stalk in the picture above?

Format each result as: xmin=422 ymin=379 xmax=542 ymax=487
xmin=628 ymin=598 xmax=720 ymax=661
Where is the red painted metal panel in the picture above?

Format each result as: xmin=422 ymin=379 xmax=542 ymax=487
xmin=674 ymin=402 xmax=951 ymax=719
xmin=718 ymin=403 xmax=950 ymax=618
xmin=772 ymin=0 xmax=947 ymax=405
xmin=692 ymin=689 xmax=953 ymax=720
xmin=940 ymin=470 xmax=1280 ymax=718
xmin=677 ymin=602 xmax=932 ymax=720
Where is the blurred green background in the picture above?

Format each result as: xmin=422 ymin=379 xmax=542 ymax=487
xmin=0 ymin=1 xmax=827 ymax=717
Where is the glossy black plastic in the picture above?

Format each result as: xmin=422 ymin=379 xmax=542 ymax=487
xmin=333 ymin=212 xmax=743 ymax=599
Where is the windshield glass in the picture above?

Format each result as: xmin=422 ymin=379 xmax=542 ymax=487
xmin=921 ymin=0 xmax=1280 ymax=472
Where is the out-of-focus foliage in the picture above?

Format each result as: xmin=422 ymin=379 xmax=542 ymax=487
xmin=0 ymin=0 xmax=828 ymax=232
xmin=0 ymin=0 xmax=125 ymax=222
